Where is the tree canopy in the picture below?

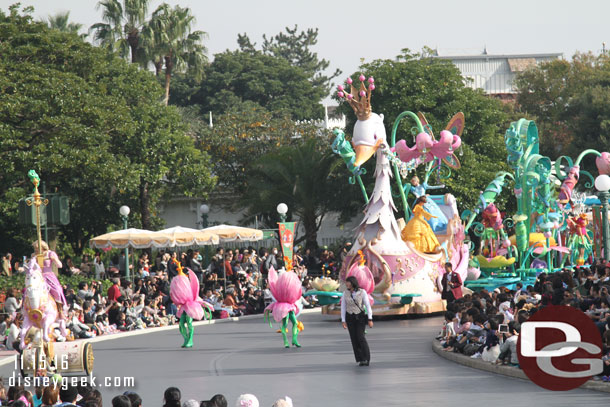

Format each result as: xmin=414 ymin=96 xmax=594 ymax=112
xmin=515 ymin=53 xmax=610 ymax=159
xmin=0 ymin=5 xmax=214 ymax=254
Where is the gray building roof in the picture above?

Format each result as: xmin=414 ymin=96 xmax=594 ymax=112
xmin=431 ymin=52 xmax=564 ymax=95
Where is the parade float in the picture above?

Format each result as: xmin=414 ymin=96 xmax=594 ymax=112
xmin=329 ymin=75 xmax=469 ymax=315
xmin=327 ymin=74 xmax=610 ymax=313
xmin=19 ymin=171 xmax=94 ymax=378
xmin=462 ymin=119 xmax=610 ymax=291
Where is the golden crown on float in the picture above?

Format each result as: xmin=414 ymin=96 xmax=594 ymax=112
xmin=337 ymin=74 xmax=375 ymax=121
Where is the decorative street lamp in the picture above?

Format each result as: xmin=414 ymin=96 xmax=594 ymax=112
xmin=199 ymin=203 xmax=210 ymax=229
xmin=199 ymin=203 xmax=210 ymax=270
xmin=119 ymin=205 xmax=131 ymax=279
xmin=595 ymin=175 xmax=610 ymax=261
xmin=277 ymin=203 xmax=288 ymax=223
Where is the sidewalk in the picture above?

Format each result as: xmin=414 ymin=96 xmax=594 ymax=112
xmin=431 ymin=339 xmax=610 ymax=394
xmin=0 ymin=308 xmax=321 ymax=369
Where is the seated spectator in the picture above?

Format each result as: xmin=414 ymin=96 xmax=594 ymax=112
xmin=41 ymin=385 xmax=60 ymax=407
xmin=272 ymin=397 xmax=293 ymax=407
xmin=163 ymin=387 xmax=181 ymax=407
xmin=235 ymin=394 xmax=258 ymax=407
xmin=497 ymin=321 xmax=520 ymax=366
xmin=112 ymin=395 xmax=131 ymax=407
xmin=59 ymin=385 xmax=79 ymax=407
xmin=68 ymin=306 xmax=93 ymax=339
xmin=209 ymin=395 xmax=227 ymax=407
xmin=124 ymin=392 xmax=141 ymax=407
xmin=77 ymin=282 xmax=94 ymax=302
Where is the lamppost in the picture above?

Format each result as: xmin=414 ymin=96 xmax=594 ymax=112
xmin=119 ymin=205 xmax=130 ymax=279
xmin=595 ymin=175 xmax=610 ymax=261
xmin=199 ymin=204 xmax=210 ymax=228
xmin=199 ymin=203 xmax=210 ymax=269
xmin=277 ymin=203 xmax=288 ymax=223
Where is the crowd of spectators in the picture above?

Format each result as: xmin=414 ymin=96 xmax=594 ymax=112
xmin=0 ymin=381 xmax=295 ymax=407
xmin=1 ymin=243 xmax=351 ymax=351
xmin=437 ymin=258 xmax=610 ymax=379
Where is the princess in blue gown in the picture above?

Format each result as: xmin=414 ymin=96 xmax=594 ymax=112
xmin=409 ymin=176 xmax=448 ymax=234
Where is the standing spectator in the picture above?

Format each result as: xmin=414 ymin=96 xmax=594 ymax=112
xmin=80 ymin=255 xmax=92 ymax=276
xmin=265 ymin=248 xmax=278 ymax=273
xmin=138 ymin=253 xmax=150 ymax=278
xmin=93 ymin=253 xmax=105 ymax=280
xmin=189 ymin=250 xmax=203 ymax=283
xmin=7 ymin=314 xmax=22 ymax=350
xmin=1 ymin=253 xmax=12 ymax=276
xmin=224 ymin=254 xmax=234 ymax=280
xmin=107 ymin=279 xmax=121 ymax=302
xmin=4 ymin=288 xmax=21 ymax=315
xmin=167 ymin=252 xmax=179 ymax=279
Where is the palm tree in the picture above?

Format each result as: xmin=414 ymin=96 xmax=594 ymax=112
xmin=90 ymin=0 xmax=150 ymax=63
xmin=142 ymin=4 xmax=207 ymax=105
xmin=46 ymin=11 xmax=83 ymax=34
xmin=239 ymin=138 xmax=359 ymax=251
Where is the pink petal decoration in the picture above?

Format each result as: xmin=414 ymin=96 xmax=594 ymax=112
xmin=596 ymin=152 xmax=610 ymax=175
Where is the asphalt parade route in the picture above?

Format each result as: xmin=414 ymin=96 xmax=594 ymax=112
xmin=2 ymin=312 xmax=610 ymax=406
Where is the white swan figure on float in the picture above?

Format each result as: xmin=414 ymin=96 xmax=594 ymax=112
xmin=331 ymin=75 xmax=468 ymax=314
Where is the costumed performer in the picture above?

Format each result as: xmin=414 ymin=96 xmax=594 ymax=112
xmin=264 ymin=267 xmax=302 ymax=348
xmin=410 ymin=176 xmax=448 ymax=233
xmin=170 ymin=262 xmax=213 ymax=348
xmin=401 ymin=196 xmax=441 ymax=253
xmin=566 ymin=213 xmax=591 ymax=266
xmin=32 ymin=240 xmax=67 ymax=319
xmin=341 ymin=276 xmax=373 ymax=366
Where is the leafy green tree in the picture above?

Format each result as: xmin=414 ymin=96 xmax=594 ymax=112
xmin=187 ymin=50 xmax=325 ymax=120
xmin=259 ymin=25 xmax=341 ymax=94
xmin=514 ymin=53 xmax=598 ymax=157
xmin=45 ymin=11 xmax=83 ymax=34
xmin=190 ymin=101 xmax=321 ymax=197
xmin=142 ymin=3 xmax=207 ymax=105
xmin=239 ymin=138 xmax=359 ymax=250
xmin=0 ymin=5 xmax=214 ymax=254
xmin=337 ymin=49 xmax=513 ymax=213
xmin=90 ymin=0 xmax=150 ymax=63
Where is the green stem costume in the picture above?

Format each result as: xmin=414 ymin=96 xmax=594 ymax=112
xmin=281 ymin=311 xmax=300 ymax=348
xmin=179 ymin=313 xmax=194 ymax=348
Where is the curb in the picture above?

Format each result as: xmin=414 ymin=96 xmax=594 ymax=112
xmin=0 ymin=308 xmax=321 ymax=369
xmin=431 ymin=339 xmax=610 ymax=393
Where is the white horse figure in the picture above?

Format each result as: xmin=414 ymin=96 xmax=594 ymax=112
xmin=21 ymin=258 xmax=66 ymax=349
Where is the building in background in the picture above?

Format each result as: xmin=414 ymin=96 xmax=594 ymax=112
xmin=433 ymin=51 xmax=563 ymax=101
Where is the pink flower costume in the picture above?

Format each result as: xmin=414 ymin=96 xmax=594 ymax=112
xmin=170 ymin=266 xmax=213 ymax=348
xmin=264 ymin=267 xmax=302 ymax=348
